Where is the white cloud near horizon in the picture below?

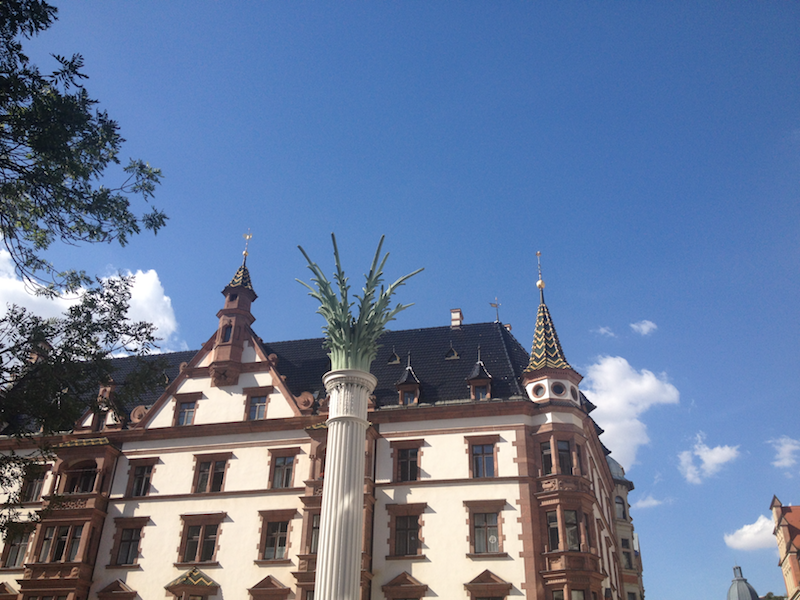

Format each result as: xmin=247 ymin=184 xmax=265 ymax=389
xmin=724 ymin=515 xmax=776 ymax=550
xmin=630 ymin=320 xmax=658 ymax=336
xmin=678 ymin=433 xmax=739 ymax=484
xmin=582 ymin=356 xmax=680 ymax=470
xmin=769 ymin=436 xmax=800 ymax=470
xmin=631 ymin=494 xmax=665 ymax=509
xmin=593 ymin=326 xmax=617 ymax=337
xmin=0 ymin=249 xmax=180 ymax=349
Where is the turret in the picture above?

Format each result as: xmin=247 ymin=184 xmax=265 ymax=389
xmin=209 ymin=235 xmax=257 ymax=387
xmin=521 ymin=252 xmax=583 ymax=404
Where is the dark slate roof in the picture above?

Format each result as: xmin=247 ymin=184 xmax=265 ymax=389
xmin=467 ymin=360 xmax=492 ymax=381
xmin=108 ymin=350 xmax=197 ymax=416
xmin=263 ymin=321 xmax=530 ymax=407
xmin=395 ymin=366 xmax=421 ymax=386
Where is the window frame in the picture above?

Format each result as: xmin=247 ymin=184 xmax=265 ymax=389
xmin=391 ymin=439 xmax=423 ymax=483
xmin=109 ymin=516 xmax=149 ymax=567
xmin=464 ymin=499 xmax=506 ymax=557
xmin=615 ymin=496 xmax=627 ymax=520
xmin=192 ymin=453 xmax=232 ymax=495
xmin=257 ymin=509 xmax=296 ymax=564
xmin=557 ymin=440 xmax=573 ymax=475
xmin=386 ymin=503 xmax=427 ymax=559
xmin=20 ymin=465 xmax=50 ymax=503
xmin=177 ymin=513 xmax=226 ymax=566
xmin=466 ymin=435 xmax=499 ymax=479
xmin=1 ymin=528 xmax=31 ymax=569
xmin=35 ymin=522 xmax=85 ymax=564
xmin=125 ymin=458 xmax=157 ymax=498
xmin=172 ymin=392 xmax=202 ymax=427
xmin=243 ymin=385 xmax=273 ymax=421
xmin=269 ymin=448 xmax=301 ymax=490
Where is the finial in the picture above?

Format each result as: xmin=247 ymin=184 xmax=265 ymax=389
xmin=536 ymin=251 xmax=545 ymax=302
xmin=490 ymin=297 xmax=501 ymax=323
xmin=477 ymin=344 xmax=481 ymax=363
xmin=407 ymin=351 xmax=412 ymax=368
xmin=242 ymin=229 xmax=253 ymax=265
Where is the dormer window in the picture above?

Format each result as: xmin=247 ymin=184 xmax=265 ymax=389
xmin=395 ymin=355 xmax=421 ymax=406
xmin=467 ymin=350 xmax=492 ymax=400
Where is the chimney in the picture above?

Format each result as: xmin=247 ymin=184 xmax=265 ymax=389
xmin=450 ymin=308 xmax=463 ymax=329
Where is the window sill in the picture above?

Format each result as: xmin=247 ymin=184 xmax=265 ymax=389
xmin=466 ymin=552 xmax=509 ymax=559
xmin=106 ymin=564 xmax=142 ymax=570
xmin=385 ymin=554 xmax=426 ymax=561
xmin=174 ymin=561 xmax=220 ymax=568
xmin=0 ymin=566 xmax=25 ymax=572
xmin=254 ymin=558 xmax=293 ymax=566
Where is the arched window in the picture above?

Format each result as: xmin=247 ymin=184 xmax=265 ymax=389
xmin=615 ymin=496 xmax=627 ymax=520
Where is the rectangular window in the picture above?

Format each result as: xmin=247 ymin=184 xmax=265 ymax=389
xmin=309 ymin=514 xmax=320 ymax=554
xmin=2 ymin=531 xmax=30 ymax=567
xmin=195 ymin=460 xmax=226 ymax=493
xmin=576 ymin=444 xmax=583 ymax=475
xmin=66 ymin=466 xmax=96 ymax=494
xmin=553 ymin=592 xmax=564 ymax=600
xmin=397 ymin=448 xmax=418 ymax=482
xmin=474 ymin=385 xmax=488 ymax=400
xmin=571 ymin=592 xmax=585 ymax=600
xmin=264 ymin=522 xmax=288 ymax=560
xmin=471 ymin=444 xmax=495 ymax=478
xmin=558 ymin=440 xmax=572 ymax=474
xmin=37 ymin=524 xmax=83 ymax=563
xmin=116 ymin=528 xmax=141 ymax=565
xmin=541 ymin=442 xmax=553 ymax=475
xmin=584 ymin=514 xmax=592 ymax=548
xmin=183 ymin=524 xmax=218 ymax=562
xmin=474 ymin=513 xmax=499 ymax=553
xmin=258 ymin=509 xmax=295 ymax=562
xmin=546 ymin=511 xmax=559 ymax=551
xmin=21 ymin=466 xmax=48 ymax=503
xmin=401 ymin=390 xmax=415 ymax=405
xmin=627 ymin=593 xmax=638 ymax=600
xmin=623 ymin=549 xmax=633 ymax=569
xmin=272 ymin=455 xmax=294 ymax=489
xmin=564 ymin=510 xmax=580 ymax=551
xmin=131 ymin=465 xmax=153 ymax=497
xmin=394 ymin=515 xmax=419 ymax=556
xmin=177 ymin=401 xmax=196 ymax=426
xmin=248 ymin=395 xmax=268 ymax=420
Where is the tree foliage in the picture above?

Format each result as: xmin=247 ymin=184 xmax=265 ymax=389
xmin=0 ymin=1 xmax=166 ymax=533
xmin=297 ymin=234 xmax=422 ymax=372
xmin=0 ymin=0 xmax=165 ymax=292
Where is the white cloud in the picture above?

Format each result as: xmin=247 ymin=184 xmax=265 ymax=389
xmin=631 ymin=494 xmax=664 ymax=509
xmin=0 ymin=250 xmax=180 ymax=348
xmin=582 ymin=356 xmax=680 ymax=470
xmin=769 ymin=436 xmax=800 ymax=470
xmin=630 ymin=320 xmax=658 ymax=336
xmin=678 ymin=433 xmax=739 ymax=484
xmin=724 ymin=515 xmax=776 ymax=550
xmin=593 ymin=326 xmax=617 ymax=337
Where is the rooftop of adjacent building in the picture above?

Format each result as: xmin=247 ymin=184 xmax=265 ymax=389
xmin=728 ymin=566 xmax=759 ymax=600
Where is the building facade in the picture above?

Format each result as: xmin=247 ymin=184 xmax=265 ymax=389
xmin=771 ymin=496 xmax=800 ymax=600
xmin=0 ymin=261 xmax=645 ymax=600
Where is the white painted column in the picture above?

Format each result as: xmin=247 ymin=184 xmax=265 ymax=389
xmin=315 ymin=369 xmax=377 ymax=600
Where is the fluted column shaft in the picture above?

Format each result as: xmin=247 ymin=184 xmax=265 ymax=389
xmin=315 ymin=369 xmax=377 ymax=600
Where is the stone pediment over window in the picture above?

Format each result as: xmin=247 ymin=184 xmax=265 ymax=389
xmin=0 ymin=582 xmax=18 ymax=600
xmin=165 ymin=567 xmax=220 ymax=598
xmin=382 ymin=571 xmax=429 ymax=599
xmin=97 ymin=579 xmax=137 ymax=600
xmin=464 ymin=569 xmax=513 ymax=598
xmin=248 ymin=575 xmax=291 ymax=599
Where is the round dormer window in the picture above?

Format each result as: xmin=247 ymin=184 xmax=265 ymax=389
xmin=552 ymin=382 xmax=566 ymax=396
xmin=533 ymin=384 xmax=545 ymax=397
xmin=570 ymin=386 xmax=578 ymax=401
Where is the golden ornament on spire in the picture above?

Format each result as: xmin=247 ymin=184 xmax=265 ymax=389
xmin=242 ymin=229 xmax=253 ymax=264
xmin=536 ymin=251 xmax=545 ymax=290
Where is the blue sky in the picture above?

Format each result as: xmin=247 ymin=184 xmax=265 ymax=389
xmin=2 ymin=2 xmax=798 ymax=598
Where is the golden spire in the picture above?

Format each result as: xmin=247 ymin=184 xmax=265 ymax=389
xmin=536 ymin=251 xmax=545 ymax=303
xmin=242 ymin=229 xmax=252 ymax=265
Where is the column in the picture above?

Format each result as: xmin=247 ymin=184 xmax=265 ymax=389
xmin=315 ymin=369 xmax=377 ymax=600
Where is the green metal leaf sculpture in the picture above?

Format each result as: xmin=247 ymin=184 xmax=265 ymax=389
xmin=297 ymin=234 xmax=423 ymax=372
